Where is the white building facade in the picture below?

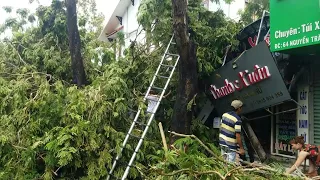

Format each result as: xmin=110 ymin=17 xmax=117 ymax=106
xmin=98 ymin=0 xmax=145 ymax=50
xmin=99 ymin=0 xmax=247 ymax=51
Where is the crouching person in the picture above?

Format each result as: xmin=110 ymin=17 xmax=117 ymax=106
xmin=287 ymin=136 xmax=320 ymax=177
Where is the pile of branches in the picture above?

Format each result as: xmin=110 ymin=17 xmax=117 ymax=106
xmin=142 ymin=125 xmax=317 ymax=180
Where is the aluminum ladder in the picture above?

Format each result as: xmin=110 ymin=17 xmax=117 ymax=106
xmin=107 ymin=34 xmax=180 ymax=180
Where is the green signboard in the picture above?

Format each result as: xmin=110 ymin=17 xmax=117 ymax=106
xmin=270 ymin=0 xmax=320 ymax=53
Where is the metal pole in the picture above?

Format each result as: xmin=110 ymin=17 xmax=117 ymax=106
xmin=256 ymin=10 xmax=266 ymax=46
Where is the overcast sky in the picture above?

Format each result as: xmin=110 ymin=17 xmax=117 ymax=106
xmin=0 ymin=0 xmax=118 ymax=34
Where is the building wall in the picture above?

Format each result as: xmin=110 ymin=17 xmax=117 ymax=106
xmin=105 ymin=0 xmax=246 ymax=49
xmin=122 ymin=0 xmax=146 ymax=49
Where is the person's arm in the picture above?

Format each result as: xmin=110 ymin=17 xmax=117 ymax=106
xmin=286 ymin=151 xmax=309 ymax=174
xmin=236 ymin=133 xmax=244 ymax=155
xmin=235 ymin=120 xmax=244 ymax=155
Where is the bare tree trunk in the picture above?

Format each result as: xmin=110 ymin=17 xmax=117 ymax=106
xmin=243 ymin=121 xmax=267 ymax=162
xmin=170 ymin=0 xmax=198 ymax=140
xmin=66 ymin=0 xmax=86 ymax=87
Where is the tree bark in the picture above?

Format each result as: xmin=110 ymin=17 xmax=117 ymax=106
xmin=66 ymin=0 xmax=86 ymax=87
xmin=170 ymin=0 xmax=198 ymax=138
xmin=242 ymin=120 xmax=267 ymax=162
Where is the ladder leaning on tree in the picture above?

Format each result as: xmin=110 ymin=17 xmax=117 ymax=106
xmin=107 ymin=34 xmax=180 ymax=180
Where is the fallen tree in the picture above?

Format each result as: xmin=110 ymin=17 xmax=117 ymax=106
xmin=144 ymin=128 xmax=309 ymax=180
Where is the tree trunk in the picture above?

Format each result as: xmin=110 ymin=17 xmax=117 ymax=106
xmin=170 ymin=0 xmax=198 ymax=139
xmin=242 ymin=120 xmax=267 ymax=162
xmin=66 ymin=0 xmax=86 ymax=87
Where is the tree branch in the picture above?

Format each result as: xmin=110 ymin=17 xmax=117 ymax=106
xmin=8 ymin=42 xmax=27 ymax=65
xmin=159 ymin=168 xmax=224 ymax=179
xmin=168 ymin=131 xmax=231 ymax=165
xmin=12 ymin=144 xmax=27 ymax=150
xmin=167 ymin=132 xmax=298 ymax=179
xmin=223 ymin=165 xmax=246 ymax=179
xmin=241 ymin=161 xmax=295 ymax=178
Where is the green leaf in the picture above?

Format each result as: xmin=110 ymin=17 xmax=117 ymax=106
xmin=31 ymin=141 xmax=42 ymax=149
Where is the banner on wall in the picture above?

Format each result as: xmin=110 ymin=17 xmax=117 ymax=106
xmin=274 ymin=102 xmax=296 ymax=157
xmin=297 ymin=85 xmax=309 ymax=144
xmin=272 ymin=85 xmax=309 ymax=157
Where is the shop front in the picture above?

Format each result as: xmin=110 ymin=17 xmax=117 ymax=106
xmin=206 ymin=41 xmax=298 ymax=160
xmin=201 ymin=0 xmax=319 ymax=162
xmin=205 ymin=44 xmax=315 ymax=162
xmin=268 ymin=0 xmax=320 ymax=160
xmin=271 ymin=100 xmax=297 ymax=158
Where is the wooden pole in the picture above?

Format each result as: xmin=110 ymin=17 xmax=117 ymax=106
xmin=158 ymin=122 xmax=168 ymax=152
xmin=242 ymin=120 xmax=267 ymax=162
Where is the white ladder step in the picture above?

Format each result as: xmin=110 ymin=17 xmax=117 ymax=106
xmin=151 ymin=86 xmax=164 ymax=91
xmin=156 ymin=75 xmax=170 ymax=79
xmin=166 ymin=52 xmax=179 ymax=56
xmin=128 ymin=133 xmax=142 ymax=140
xmin=160 ymin=63 xmax=174 ymax=68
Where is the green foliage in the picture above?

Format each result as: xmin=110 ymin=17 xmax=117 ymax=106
xmin=138 ymin=0 xmax=240 ymax=80
xmin=0 ymin=0 xmax=302 ymax=179
xmin=0 ymin=62 xmax=162 ymax=179
xmin=0 ymin=0 xmax=161 ymax=179
xmin=2 ymin=6 xmax=13 ymax=13
xmin=239 ymin=0 xmax=269 ymax=25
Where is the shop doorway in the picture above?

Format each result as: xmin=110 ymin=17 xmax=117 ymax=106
xmin=244 ymin=109 xmax=272 ymax=156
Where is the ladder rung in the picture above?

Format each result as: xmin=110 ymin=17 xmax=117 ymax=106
xmin=146 ymin=111 xmax=156 ymax=114
xmin=151 ymin=86 xmax=164 ymax=91
xmin=135 ymin=121 xmax=147 ymax=127
xmin=166 ymin=53 xmax=179 ymax=56
xmin=145 ymin=96 xmax=160 ymax=102
xmin=160 ymin=64 xmax=174 ymax=68
xmin=156 ymin=75 xmax=169 ymax=79
xmin=129 ymin=133 xmax=142 ymax=139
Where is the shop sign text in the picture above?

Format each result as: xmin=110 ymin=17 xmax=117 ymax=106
xmin=270 ymin=0 xmax=320 ymax=52
xmin=209 ymin=65 xmax=271 ymax=100
xmin=274 ymin=142 xmax=294 ymax=153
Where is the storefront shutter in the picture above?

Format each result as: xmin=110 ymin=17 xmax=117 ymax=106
xmin=313 ymin=74 xmax=320 ymax=144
